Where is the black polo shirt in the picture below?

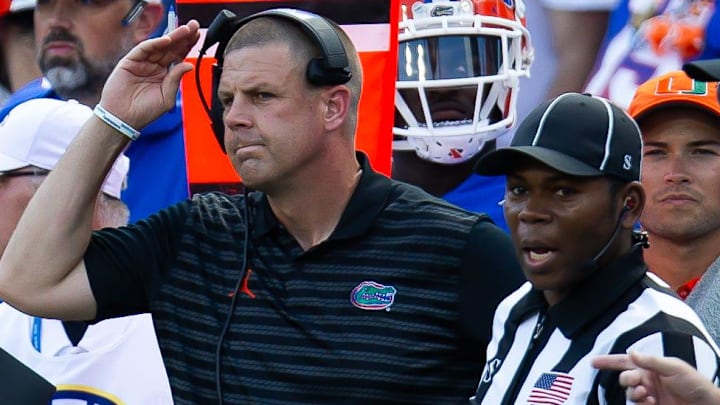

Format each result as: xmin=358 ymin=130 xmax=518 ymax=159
xmin=85 ymin=152 xmax=524 ymax=404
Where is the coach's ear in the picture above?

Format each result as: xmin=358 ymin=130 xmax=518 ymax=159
xmin=322 ymin=85 xmax=350 ymax=132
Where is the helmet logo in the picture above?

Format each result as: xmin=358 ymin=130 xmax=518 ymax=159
xmin=431 ymin=5 xmax=454 ymax=17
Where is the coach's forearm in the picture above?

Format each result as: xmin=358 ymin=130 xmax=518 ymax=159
xmin=0 ymin=115 xmax=130 ymax=315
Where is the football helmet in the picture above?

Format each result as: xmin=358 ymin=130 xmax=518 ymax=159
xmin=394 ymin=0 xmax=533 ymax=164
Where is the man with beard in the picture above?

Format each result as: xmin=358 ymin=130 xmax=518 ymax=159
xmin=626 ymin=70 xmax=720 ymax=345
xmin=0 ymin=0 xmax=187 ymax=222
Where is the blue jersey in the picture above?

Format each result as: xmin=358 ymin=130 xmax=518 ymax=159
xmin=443 ymin=174 xmax=508 ymax=232
xmin=1 ymin=79 xmax=189 ymax=223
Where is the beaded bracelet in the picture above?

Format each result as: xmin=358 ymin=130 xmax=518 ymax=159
xmin=93 ymin=104 xmax=141 ymax=141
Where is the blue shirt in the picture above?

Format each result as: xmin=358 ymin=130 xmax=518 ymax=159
xmin=443 ymin=174 xmax=508 ymax=232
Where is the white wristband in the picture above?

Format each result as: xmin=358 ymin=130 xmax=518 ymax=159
xmin=93 ymin=104 xmax=141 ymax=141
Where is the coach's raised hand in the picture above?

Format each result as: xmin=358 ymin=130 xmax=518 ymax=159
xmin=100 ymin=20 xmax=200 ymax=131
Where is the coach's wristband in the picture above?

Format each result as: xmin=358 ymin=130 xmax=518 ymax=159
xmin=93 ymin=104 xmax=141 ymax=141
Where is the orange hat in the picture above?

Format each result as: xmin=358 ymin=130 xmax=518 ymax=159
xmin=626 ymin=70 xmax=720 ymax=122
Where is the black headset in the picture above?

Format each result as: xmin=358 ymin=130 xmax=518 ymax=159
xmin=195 ymin=8 xmax=353 ymax=153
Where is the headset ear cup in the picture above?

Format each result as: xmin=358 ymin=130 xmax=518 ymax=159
xmin=306 ymin=58 xmax=352 ymax=86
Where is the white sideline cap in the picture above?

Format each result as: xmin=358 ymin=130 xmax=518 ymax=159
xmin=0 ymin=98 xmax=129 ymax=199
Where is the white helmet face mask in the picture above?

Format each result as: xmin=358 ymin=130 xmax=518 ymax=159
xmin=394 ymin=0 xmax=533 ymax=164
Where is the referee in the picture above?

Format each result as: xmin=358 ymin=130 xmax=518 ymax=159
xmin=470 ymin=92 xmax=720 ymax=404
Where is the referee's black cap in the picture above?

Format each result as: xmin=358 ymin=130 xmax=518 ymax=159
xmin=474 ymin=92 xmax=642 ymax=183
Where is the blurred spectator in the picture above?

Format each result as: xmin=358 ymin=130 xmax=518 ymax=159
xmin=0 ymin=0 xmax=188 ymax=222
xmin=585 ymin=0 xmax=719 ymax=108
xmin=501 ymin=0 xmax=619 ymax=147
xmin=0 ymin=98 xmax=172 ymax=403
xmin=153 ymin=0 xmax=174 ymax=37
xmin=392 ymin=0 xmax=533 ymax=230
xmin=0 ymin=0 xmax=41 ymax=106
xmin=627 ymin=70 xmax=720 ymax=344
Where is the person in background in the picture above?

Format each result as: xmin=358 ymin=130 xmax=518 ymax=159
xmin=593 ymin=351 xmax=720 ymax=404
xmin=528 ymin=1 xmax=618 ymax=99
xmin=392 ymin=0 xmax=534 ymax=230
xmin=585 ymin=0 xmax=719 ymax=109
xmin=0 ymin=0 xmax=41 ymax=106
xmin=626 ymin=70 xmax=720 ymax=345
xmin=591 ymin=58 xmax=720 ymax=405
xmin=470 ymin=92 xmax=719 ymax=403
xmin=0 ymin=14 xmax=525 ymax=403
xmin=500 ymin=0 xmax=618 ymax=146
xmin=0 ymin=98 xmax=171 ymax=403
xmin=0 ymin=0 xmax=188 ymax=222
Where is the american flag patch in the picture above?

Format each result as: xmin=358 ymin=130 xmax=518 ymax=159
xmin=527 ymin=371 xmax=574 ymax=404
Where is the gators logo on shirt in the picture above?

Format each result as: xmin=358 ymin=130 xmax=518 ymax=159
xmin=350 ymin=281 xmax=397 ymax=311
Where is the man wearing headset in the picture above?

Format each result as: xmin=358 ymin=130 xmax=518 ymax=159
xmin=0 ymin=11 xmax=524 ymax=404
xmin=469 ymin=92 xmax=719 ymax=403
xmin=0 ymin=0 xmax=187 ymax=223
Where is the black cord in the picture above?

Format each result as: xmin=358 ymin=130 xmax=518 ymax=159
xmin=195 ymin=50 xmax=212 ymax=116
xmin=215 ymin=188 xmax=251 ymax=405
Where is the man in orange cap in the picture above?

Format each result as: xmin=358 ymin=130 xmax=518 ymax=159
xmin=627 ymin=70 xmax=720 ymax=345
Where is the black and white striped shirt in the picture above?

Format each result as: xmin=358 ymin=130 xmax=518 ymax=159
xmin=471 ymin=246 xmax=720 ymax=404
